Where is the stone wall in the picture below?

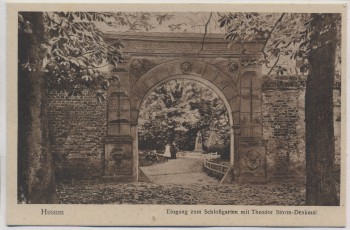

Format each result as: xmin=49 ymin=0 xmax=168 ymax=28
xmin=47 ymin=90 xmax=107 ymax=180
xmin=262 ymin=75 xmax=341 ymax=180
xmin=46 ymin=75 xmax=341 ymax=180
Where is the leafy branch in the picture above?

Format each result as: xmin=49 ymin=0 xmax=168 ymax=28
xmin=261 ymin=13 xmax=285 ymax=66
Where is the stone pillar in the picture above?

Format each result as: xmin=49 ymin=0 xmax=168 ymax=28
xmin=233 ymin=125 xmax=241 ymax=178
xmin=237 ymin=66 xmax=267 ymax=183
xmin=103 ymin=70 xmax=135 ymax=182
xmin=130 ymin=124 xmax=138 ymax=181
xmin=229 ymin=127 xmax=234 ymax=167
xmin=221 ymin=125 xmax=239 ymax=184
xmin=130 ymin=108 xmax=140 ymax=181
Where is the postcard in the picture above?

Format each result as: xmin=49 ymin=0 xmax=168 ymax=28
xmin=6 ymin=2 xmax=347 ymax=226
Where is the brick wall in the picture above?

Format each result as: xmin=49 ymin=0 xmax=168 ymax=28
xmin=47 ymin=90 xmax=107 ymax=180
xmin=262 ymin=75 xmax=341 ymax=179
xmin=46 ymin=75 xmax=341 ymax=180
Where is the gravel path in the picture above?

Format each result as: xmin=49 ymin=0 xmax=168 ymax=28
xmin=140 ymin=152 xmax=219 ymax=185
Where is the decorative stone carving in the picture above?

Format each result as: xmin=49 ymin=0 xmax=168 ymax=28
xmin=130 ymin=59 xmax=142 ymax=70
xmin=241 ymin=57 xmax=260 ymax=67
xmin=104 ymin=138 xmax=133 ymax=176
xmin=180 ymin=61 xmax=192 ymax=73
xmin=228 ymin=61 xmax=239 ymax=73
xmin=243 ymin=150 xmax=261 ymax=171
xmin=239 ymin=144 xmax=266 ymax=178
xmin=213 ymin=59 xmax=240 ymax=85
xmin=129 ymin=58 xmax=157 ymax=83
xmin=111 ymin=146 xmax=128 ymax=162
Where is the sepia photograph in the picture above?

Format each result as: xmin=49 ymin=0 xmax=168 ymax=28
xmin=6 ymin=2 xmax=347 ymax=227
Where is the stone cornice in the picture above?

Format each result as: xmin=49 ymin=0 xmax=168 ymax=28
xmin=102 ymin=31 xmax=266 ymax=56
xmin=103 ymin=31 xmax=266 ymax=44
xmin=262 ymin=75 xmax=341 ymax=90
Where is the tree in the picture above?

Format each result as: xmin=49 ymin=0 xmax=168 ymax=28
xmin=138 ymin=79 xmax=229 ymax=152
xmin=219 ymin=12 xmax=340 ymax=205
xmin=18 ymin=12 xmax=124 ymax=203
xmin=17 ymin=11 xmax=175 ymax=203
xmin=218 ymin=13 xmax=312 ymax=74
xmin=304 ymin=14 xmax=339 ymax=205
xmin=18 ymin=12 xmax=59 ymax=204
xmin=18 ymin=12 xmax=121 ymax=203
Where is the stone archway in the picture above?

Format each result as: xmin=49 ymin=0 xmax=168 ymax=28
xmin=102 ymin=32 xmax=267 ymax=183
xmin=136 ymin=74 xmax=235 ymax=168
xmin=131 ymin=59 xmax=237 ymax=170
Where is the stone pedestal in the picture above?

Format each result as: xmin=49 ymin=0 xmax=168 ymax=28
xmin=103 ymin=136 xmax=134 ymax=182
xmin=235 ymin=68 xmax=267 ymax=183
xmin=103 ymin=70 xmax=136 ymax=182
xmin=236 ymin=138 xmax=268 ymax=183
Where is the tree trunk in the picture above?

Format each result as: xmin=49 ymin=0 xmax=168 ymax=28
xmin=305 ymin=14 xmax=338 ymax=205
xmin=18 ymin=12 xmax=59 ymax=203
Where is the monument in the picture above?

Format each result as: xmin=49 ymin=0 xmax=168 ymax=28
xmin=194 ymin=131 xmax=203 ymax=152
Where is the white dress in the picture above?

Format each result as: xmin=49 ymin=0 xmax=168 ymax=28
xmin=164 ymin=144 xmax=171 ymax=157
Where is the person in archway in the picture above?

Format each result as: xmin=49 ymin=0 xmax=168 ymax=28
xmin=170 ymin=142 xmax=179 ymax=159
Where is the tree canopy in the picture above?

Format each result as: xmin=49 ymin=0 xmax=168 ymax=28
xmin=219 ymin=13 xmax=341 ymax=75
xmin=138 ymin=79 xmax=230 ymax=154
xmin=18 ymin=12 xmax=181 ymax=102
xmin=219 ymin=12 xmax=341 ymax=205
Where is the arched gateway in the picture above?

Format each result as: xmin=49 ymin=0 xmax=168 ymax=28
xmin=102 ymin=32 xmax=267 ymax=183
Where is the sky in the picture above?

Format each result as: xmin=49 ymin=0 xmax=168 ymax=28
xmin=97 ymin=12 xmax=226 ymax=34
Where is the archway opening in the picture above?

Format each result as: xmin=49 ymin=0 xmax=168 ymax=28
xmin=137 ymin=78 xmax=233 ymax=183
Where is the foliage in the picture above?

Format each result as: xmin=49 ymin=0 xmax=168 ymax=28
xmin=18 ymin=12 xmax=122 ymax=102
xmin=18 ymin=12 xmax=341 ymax=105
xmin=220 ymin=12 xmax=341 ymax=205
xmin=138 ymin=79 xmax=230 ymax=152
xmin=219 ymin=13 xmax=340 ymax=75
xmin=18 ymin=12 xmax=175 ymax=102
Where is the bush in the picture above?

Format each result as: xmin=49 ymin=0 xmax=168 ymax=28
xmin=219 ymin=145 xmax=230 ymax=160
xmin=206 ymin=144 xmax=230 ymax=159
